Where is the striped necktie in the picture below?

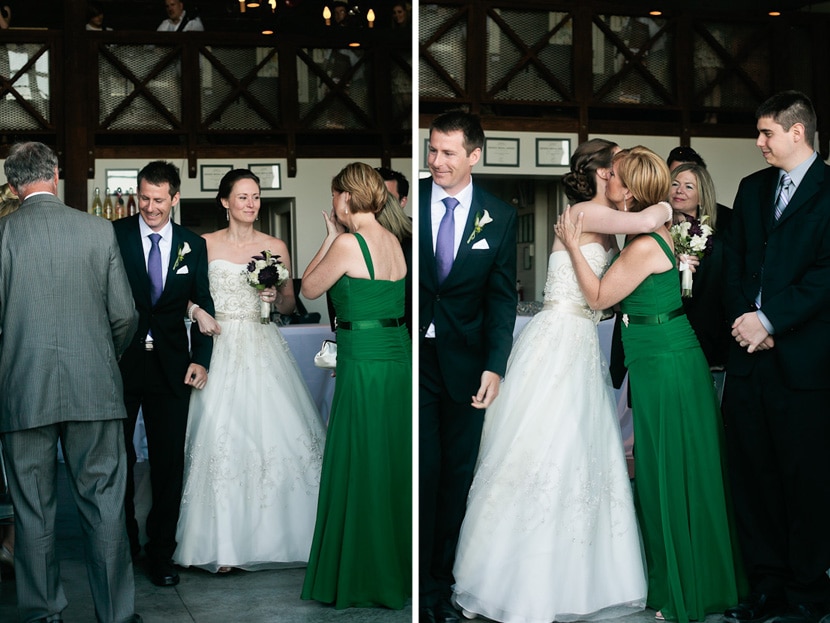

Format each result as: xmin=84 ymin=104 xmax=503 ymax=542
xmin=774 ymin=173 xmax=792 ymax=220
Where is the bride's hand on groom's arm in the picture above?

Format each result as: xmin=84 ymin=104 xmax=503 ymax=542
xmin=471 ymin=371 xmax=501 ymax=409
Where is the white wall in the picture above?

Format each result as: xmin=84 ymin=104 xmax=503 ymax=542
xmin=1 ymin=156 xmax=412 ymax=318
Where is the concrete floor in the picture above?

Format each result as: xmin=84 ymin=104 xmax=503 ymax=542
xmin=0 ymin=462 xmax=412 ymax=623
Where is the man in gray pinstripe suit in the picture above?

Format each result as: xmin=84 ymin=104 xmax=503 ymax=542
xmin=0 ymin=142 xmax=142 ymax=623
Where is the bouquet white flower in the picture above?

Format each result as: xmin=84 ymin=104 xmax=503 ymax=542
xmin=243 ymin=250 xmax=290 ymax=323
xmin=669 ymin=215 xmax=714 ymax=297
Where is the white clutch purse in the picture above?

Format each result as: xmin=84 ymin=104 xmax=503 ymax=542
xmin=313 ymin=339 xmax=337 ymax=369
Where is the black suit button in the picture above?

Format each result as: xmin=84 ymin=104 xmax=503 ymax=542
xmin=435 ymin=294 xmax=441 ymax=301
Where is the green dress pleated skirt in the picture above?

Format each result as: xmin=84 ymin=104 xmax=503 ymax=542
xmin=301 ymin=233 xmax=412 ymax=609
xmin=619 ymin=233 xmax=746 ymax=623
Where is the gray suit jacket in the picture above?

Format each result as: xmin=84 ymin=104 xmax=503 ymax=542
xmin=0 ymin=193 xmax=138 ymax=433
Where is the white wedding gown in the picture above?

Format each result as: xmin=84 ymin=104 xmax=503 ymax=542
xmin=452 ymin=244 xmax=647 ymax=623
xmin=174 ymin=260 xmax=326 ymax=572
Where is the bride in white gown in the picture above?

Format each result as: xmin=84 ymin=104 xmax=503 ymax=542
xmin=174 ymin=169 xmax=326 ymax=573
xmin=452 ymin=140 xmax=673 ymax=623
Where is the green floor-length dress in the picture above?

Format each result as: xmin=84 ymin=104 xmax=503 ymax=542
xmin=619 ymin=233 xmax=744 ymax=623
xmin=301 ymin=232 xmax=412 ymax=609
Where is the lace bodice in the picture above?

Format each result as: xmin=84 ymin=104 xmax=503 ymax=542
xmin=542 ymin=243 xmax=614 ymax=323
xmin=209 ymin=259 xmax=262 ymax=322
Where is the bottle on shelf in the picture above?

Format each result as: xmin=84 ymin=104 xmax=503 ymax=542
xmin=103 ymin=187 xmax=114 ymax=220
xmin=114 ymin=187 xmax=126 ymax=220
xmin=127 ymin=188 xmax=137 ymax=217
xmin=91 ymin=187 xmax=103 ymax=217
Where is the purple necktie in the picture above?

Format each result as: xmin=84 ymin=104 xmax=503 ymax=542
xmin=436 ymin=196 xmax=459 ymax=284
xmin=148 ymin=233 xmax=163 ymax=305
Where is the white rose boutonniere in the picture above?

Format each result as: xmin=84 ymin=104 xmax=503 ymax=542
xmin=466 ymin=209 xmax=493 ymax=244
xmin=173 ymin=242 xmax=191 ymax=271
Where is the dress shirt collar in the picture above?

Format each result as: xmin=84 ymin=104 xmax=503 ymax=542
xmin=782 ymin=151 xmax=817 ymax=190
xmin=138 ymin=216 xmax=173 ymax=242
xmin=431 ymin=179 xmax=474 ymax=210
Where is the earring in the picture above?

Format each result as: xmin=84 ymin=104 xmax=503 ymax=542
xmin=623 ymin=198 xmax=627 ymax=212
xmin=345 ymin=208 xmax=349 ymax=214
xmin=225 ymin=209 xmax=229 ymax=221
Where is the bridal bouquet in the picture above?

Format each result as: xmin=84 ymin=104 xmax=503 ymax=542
xmin=669 ymin=215 xmax=714 ymax=297
xmin=244 ymin=250 xmax=290 ymax=323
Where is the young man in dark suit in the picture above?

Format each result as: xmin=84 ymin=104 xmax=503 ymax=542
xmin=419 ymin=111 xmax=517 ymax=623
xmin=723 ymin=91 xmax=830 ymax=623
xmin=113 ymin=160 xmax=214 ymax=588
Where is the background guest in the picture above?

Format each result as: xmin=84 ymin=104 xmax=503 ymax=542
xmin=669 ymin=162 xmax=730 ymax=374
xmin=376 ymin=165 xmax=409 ymax=208
xmin=301 ymin=162 xmax=411 ymax=609
xmin=113 ymin=160 xmax=214 ymax=588
xmin=157 ymin=0 xmax=203 ymax=32
xmin=391 ymin=2 xmax=411 ymax=30
xmin=0 ymin=181 xmax=18 ymax=571
xmin=0 ymin=182 xmax=19 ymax=218
xmin=86 ymin=2 xmax=109 ymax=31
xmin=0 ymin=141 xmax=140 ymax=623
xmin=419 ymin=110 xmax=517 ymax=623
xmin=375 ymin=166 xmax=412 ymax=336
xmin=557 ymin=146 xmax=744 ymax=623
xmin=174 ymin=169 xmax=325 ymax=574
xmin=666 ymin=145 xmax=732 ymax=232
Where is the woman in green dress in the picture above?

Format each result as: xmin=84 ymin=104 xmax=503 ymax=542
xmin=300 ymin=162 xmax=411 ymax=609
xmin=556 ymin=146 xmax=745 ymax=623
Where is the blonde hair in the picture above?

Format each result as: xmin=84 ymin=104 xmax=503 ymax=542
xmin=0 ymin=183 xmax=20 ymax=218
xmin=614 ymin=146 xmax=672 ymax=212
xmin=671 ymin=162 xmax=718 ymax=230
xmin=331 ymin=162 xmax=387 ymax=214
xmin=377 ymin=194 xmax=412 ymax=242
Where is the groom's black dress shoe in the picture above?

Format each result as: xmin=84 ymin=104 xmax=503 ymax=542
xmin=438 ymin=600 xmax=461 ymax=623
xmin=725 ymin=593 xmax=787 ymax=623
xmin=148 ymin=558 xmax=179 ymax=587
xmin=767 ymin=603 xmax=829 ymax=623
xmin=420 ymin=606 xmax=438 ymax=623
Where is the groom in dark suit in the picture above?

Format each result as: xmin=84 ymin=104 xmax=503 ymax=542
xmin=419 ymin=111 xmax=517 ymax=623
xmin=113 ymin=160 xmax=214 ymax=587
xmin=0 ymin=142 xmax=141 ymax=622
xmin=723 ymin=91 xmax=830 ymax=623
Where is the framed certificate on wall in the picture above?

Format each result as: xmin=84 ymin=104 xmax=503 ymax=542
xmin=249 ymin=164 xmax=281 ymax=190
xmin=200 ymin=165 xmax=232 ymax=191
xmin=484 ymin=138 xmax=520 ymax=167
xmin=536 ymin=138 xmax=570 ymax=167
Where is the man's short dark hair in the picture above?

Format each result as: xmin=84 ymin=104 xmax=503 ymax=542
xmin=374 ymin=166 xmax=409 ymax=199
xmin=137 ymin=160 xmax=181 ymax=198
xmin=757 ymin=90 xmax=817 ymax=149
xmin=667 ymin=146 xmax=706 ymax=168
xmin=429 ymin=110 xmax=485 ymax=155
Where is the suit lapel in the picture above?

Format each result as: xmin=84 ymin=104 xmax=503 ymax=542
xmin=775 ymin=158 xmax=824 ymax=227
xmin=158 ymin=224 xmax=182 ymax=304
xmin=123 ymin=217 xmax=153 ymax=305
xmin=449 ymin=200 xmax=479 ymax=279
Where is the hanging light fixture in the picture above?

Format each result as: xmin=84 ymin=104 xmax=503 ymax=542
xmin=323 ymin=5 xmax=331 ymax=25
xmin=366 ymin=8 xmax=375 ymax=27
